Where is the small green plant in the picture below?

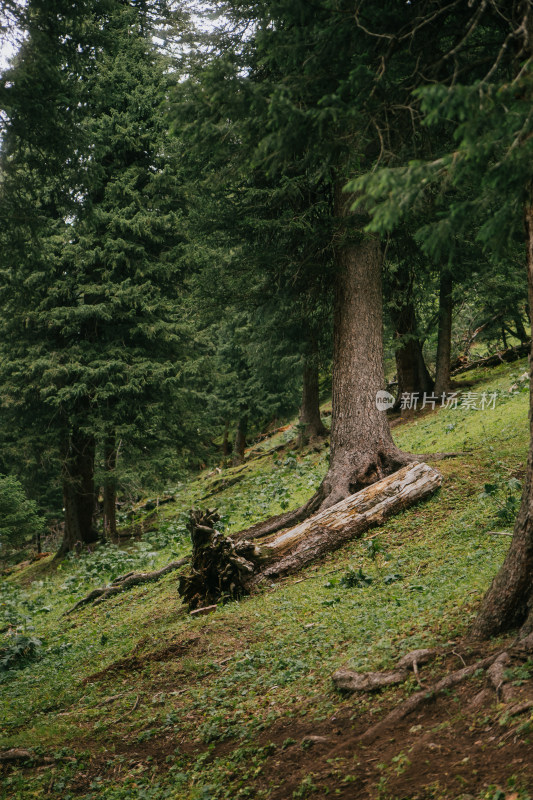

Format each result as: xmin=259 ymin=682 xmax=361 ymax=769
xmin=293 ymin=774 xmax=318 ymax=798
xmin=503 ymin=659 xmax=533 ymax=686
xmin=340 ymin=567 xmax=373 ymax=588
xmin=481 ymin=475 xmax=522 ymax=525
xmin=0 ymin=634 xmax=42 ymax=671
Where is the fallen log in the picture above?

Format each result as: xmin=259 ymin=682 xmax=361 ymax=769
xmin=451 ymin=342 xmax=530 ymax=375
xmin=178 ymin=462 xmax=442 ymax=607
xmin=64 ymin=557 xmax=189 ymax=614
xmin=251 ymin=461 xmax=442 ymax=583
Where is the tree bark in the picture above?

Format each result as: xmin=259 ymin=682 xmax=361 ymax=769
xmin=389 ymin=282 xmax=434 ymax=410
xmin=320 ymin=187 xmax=411 ymax=508
xmin=471 ymin=190 xmax=533 ymax=639
xmin=434 ymin=269 xmax=453 ymax=396
xmin=103 ymin=434 xmax=117 ymax=541
xmin=232 ymin=416 xmax=247 ymax=466
xmin=179 ymin=463 xmax=442 ymax=608
xmin=233 ymin=187 xmax=413 ymax=540
xmin=57 ymin=428 xmax=98 ymax=556
xmin=298 ymin=344 xmax=327 ymax=445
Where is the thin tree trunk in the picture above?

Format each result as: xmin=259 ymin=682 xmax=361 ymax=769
xmin=434 ymin=269 xmax=453 ymax=397
xmin=388 ymin=276 xmax=434 ymax=410
xmin=222 ymin=420 xmax=230 ymax=457
xmin=57 ymin=428 xmax=98 ymax=556
xmin=471 ymin=189 xmax=533 ymax=639
xmin=298 ymin=343 xmax=327 ymax=446
xmin=232 ymin=417 xmax=248 ymax=466
xmin=103 ymin=434 xmax=117 ymax=541
xmin=501 ymin=325 xmax=508 ymax=349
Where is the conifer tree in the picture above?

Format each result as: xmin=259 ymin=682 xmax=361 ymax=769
xmin=0 ymin=0 xmax=191 ymax=553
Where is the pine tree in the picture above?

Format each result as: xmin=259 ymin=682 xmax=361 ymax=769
xmin=0 ymin=0 xmax=192 ymax=553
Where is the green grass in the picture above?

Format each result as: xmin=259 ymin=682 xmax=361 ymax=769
xmin=0 ymin=358 xmax=531 ymax=799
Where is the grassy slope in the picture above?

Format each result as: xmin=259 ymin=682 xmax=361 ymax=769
xmin=1 ymin=359 xmax=532 ymax=800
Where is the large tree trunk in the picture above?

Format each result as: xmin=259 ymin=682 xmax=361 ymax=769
xmin=103 ymin=434 xmax=117 ymax=541
xmin=235 ymin=187 xmax=411 ymax=539
xmin=179 ymin=463 xmax=442 ymax=608
xmin=320 ymin=188 xmax=411 ymax=508
xmin=434 ymin=269 xmax=453 ymax=397
xmin=471 ymin=190 xmax=533 ymax=639
xmin=57 ymin=428 xmax=98 ymax=556
xmin=298 ymin=342 xmax=327 ymax=445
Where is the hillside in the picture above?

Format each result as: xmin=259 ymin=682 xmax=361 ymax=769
xmin=1 ymin=359 xmax=533 ymax=800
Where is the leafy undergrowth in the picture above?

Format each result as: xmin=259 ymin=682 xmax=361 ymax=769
xmin=1 ymin=360 xmax=533 ymax=799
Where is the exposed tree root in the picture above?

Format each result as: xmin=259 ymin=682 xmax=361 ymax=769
xmin=200 ymin=473 xmax=246 ymax=500
xmin=0 ymin=749 xmax=76 ymax=765
xmin=178 ymin=509 xmax=261 ymax=610
xmin=343 ymin=632 xmax=533 ymax=745
xmin=64 ymin=557 xmax=188 ymax=614
xmin=332 ymin=649 xmax=437 ymax=692
xmin=414 ymin=451 xmax=466 ymax=461
xmin=235 ymin=488 xmax=325 ymax=542
xmin=357 ymin=653 xmax=500 ymax=744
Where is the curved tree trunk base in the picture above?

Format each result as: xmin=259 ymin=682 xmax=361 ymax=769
xmin=237 ymin=446 xmax=420 ymax=541
xmin=235 ymin=488 xmax=325 ymax=541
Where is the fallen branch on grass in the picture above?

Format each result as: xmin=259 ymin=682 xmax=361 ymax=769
xmin=451 ymin=342 xmax=530 ymax=375
xmin=64 ymin=557 xmax=189 ymax=615
xmin=332 ymin=649 xmax=437 ymax=692
xmin=338 ymin=633 xmax=533 ymax=745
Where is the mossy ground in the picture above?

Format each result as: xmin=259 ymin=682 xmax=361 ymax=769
xmin=1 ymin=359 xmax=533 ymax=799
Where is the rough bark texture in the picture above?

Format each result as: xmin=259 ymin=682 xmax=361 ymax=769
xmin=471 ymin=191 xmax=533 ymax=639
xmin=434 ymin=269 xmax=453 ymax=396
xmin=103 ymin=434 xmax=117 ymax=541
xmin=321 ymin=188 xmax=412 ymax=508
xmin=57 ymin=429 xmax=98 ymax=556
xmin=298 ymin=350 xmax=327 ymax=445
xmin=252 ymin=461 xmax=442 ymax=582
xmin=232 ymin=417 xmax=247 ymax=466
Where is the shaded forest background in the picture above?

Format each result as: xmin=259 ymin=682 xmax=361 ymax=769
xmin=0 ymin=0 xmax=532 ymax=579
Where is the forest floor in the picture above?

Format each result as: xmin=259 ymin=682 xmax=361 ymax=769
xmin=1 ymin=359 xmax=533 ymax=799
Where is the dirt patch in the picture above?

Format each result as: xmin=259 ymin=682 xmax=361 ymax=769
xmin=245 ymin=640 xmax=533 ymax=799
xmin=13 ymin=637 xmax=533 ymax=799
xmin=82 ymin=635 xmax=202 ymax=683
